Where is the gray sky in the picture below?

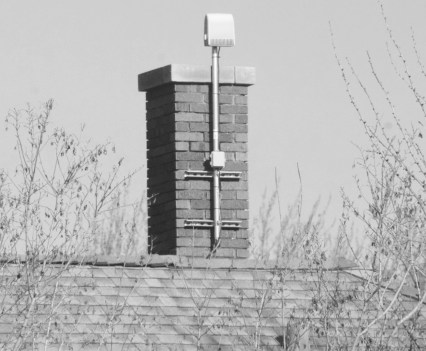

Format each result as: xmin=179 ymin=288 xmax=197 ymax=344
xmin=1 ymin=1 xmax=425 ymax=228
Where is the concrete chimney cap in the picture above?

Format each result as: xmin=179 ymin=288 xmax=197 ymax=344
xmin=138 ymin=64 xmax=255 ymax=92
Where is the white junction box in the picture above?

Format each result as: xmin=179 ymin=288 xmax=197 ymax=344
xmin=204 ymin=14 xmax=235 ymax=47
xmin=210 ymin=151 xmax=226 ymax=169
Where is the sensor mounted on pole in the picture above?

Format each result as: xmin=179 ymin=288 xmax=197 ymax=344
xmin=204 ymin=14 xmax=235 ymax=47
xmin=204 ymin=13 xmax=236 ymax=244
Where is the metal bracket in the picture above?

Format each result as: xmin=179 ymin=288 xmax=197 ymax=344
xmin=184 ymin=219 xmax=213 ymax=228
xmin=184 ymin=219 xmax=241 ymax=229
xmin=184 ymin=170 xmax=241 ymax=180
xmin=221 ymin=220 xmax=241 ymax=229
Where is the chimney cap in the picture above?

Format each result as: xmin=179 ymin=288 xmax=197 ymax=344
xmin=138 ymin=64 xmax=255 ymax=92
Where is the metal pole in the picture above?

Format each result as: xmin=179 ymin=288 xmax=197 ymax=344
xmin=212 ymin=47 xmax=221 ymax=243
xmin=212 ymin=47 xmax=219 ymax=152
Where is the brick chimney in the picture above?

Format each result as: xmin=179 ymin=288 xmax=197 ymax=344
xmin=138 ymin=64 xmax=255 ymax=258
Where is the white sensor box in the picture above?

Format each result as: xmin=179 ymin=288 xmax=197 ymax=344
xmin=210 ymin=151 xmax=226 ymax=169
xmin=204 ymin=14 xmax=235 ymax=47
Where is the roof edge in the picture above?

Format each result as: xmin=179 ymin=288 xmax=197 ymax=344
xmin=0 ymin=254 xmax=358 ymax=271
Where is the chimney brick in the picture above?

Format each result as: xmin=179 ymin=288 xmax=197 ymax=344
xmin=138 ymin=64 xmax=255 ymax=259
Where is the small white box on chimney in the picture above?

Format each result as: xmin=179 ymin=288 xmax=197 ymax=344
xmin=210 ymin=151 xmax=226 ymax=169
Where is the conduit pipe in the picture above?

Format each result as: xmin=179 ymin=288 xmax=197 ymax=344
xmin=211 ymin=46 xmax=222 ymax=244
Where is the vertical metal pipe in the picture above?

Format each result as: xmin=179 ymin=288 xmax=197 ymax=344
xmin=211 ymin=47 xmax=221 ymax=243
xmin=212 ymin=47 xmax=219 ymax=152
xmin=213 ymin=170 xmax=220 ymax=243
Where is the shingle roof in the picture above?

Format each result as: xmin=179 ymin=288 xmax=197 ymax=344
xmin=0 ymin=256 xmax=424 ymax=350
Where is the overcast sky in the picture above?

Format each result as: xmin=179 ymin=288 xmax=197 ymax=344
xmin=1 ymin=1 xmax=425 ymax=229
